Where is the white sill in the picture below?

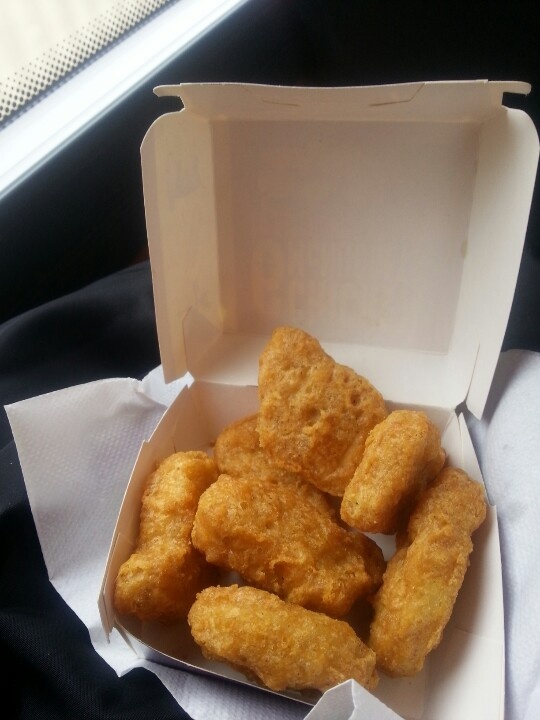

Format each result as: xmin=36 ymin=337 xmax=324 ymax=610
xmin=0 ymin=0 xmax=250 ymax=200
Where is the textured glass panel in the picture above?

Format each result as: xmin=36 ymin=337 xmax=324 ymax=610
xmin=0 ymin=0 xmax=176 ymax=125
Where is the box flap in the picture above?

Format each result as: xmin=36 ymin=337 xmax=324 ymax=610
xmin=154 ymin=80 xmax=531 ymax=122
xmin=142 ymin=81 xmax=538 ymax=416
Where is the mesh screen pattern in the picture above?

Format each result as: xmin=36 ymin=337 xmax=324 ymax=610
xmin=0 ymin=0 xmax=176 ymax=126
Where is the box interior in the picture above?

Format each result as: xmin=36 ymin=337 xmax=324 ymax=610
xmin=143 ymin=81 xmax=539 ymax=417
xmin=100 ymin=383 xmax=504 ymax=720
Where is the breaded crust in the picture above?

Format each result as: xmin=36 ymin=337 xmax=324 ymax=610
xmin=214 ymin=413 xmax=337 ymax=518
xmin=188 ymin=584 xmax=379 ymax=693
xmin=114 ymin=451 xmax=219 ymax=622
xmin=341 ymin=410 xmax=446 ymax=534
xmin=192 ymin=473 xmax=385 ymax=617
xmin=257 ymin=326 xmax=388 ymax=496
xmin=368 ymin=467 xmax=487 ymax=676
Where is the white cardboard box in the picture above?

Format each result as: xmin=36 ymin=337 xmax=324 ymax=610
xmin=99 ymin=81 xmax=539 ymax=719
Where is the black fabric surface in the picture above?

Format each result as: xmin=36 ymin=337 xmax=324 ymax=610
xmin=0 ymin=262 xmax=190 ymax=720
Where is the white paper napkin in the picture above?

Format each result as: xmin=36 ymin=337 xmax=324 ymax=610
xmin=465 ymin=349 xmax=540 ymax=720
xmin=6 ymin=370 xmax=308 ymax=720
xmin=6 ymin=349 xmax=540 ymax=720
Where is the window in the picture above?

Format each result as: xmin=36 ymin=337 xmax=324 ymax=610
xmin=1 ymin=0 xmax=180 ymax=125
xmin=0 ymin=0 xmax=249 ymax=197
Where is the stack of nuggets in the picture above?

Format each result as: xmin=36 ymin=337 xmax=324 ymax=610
xmin=191 ymin=472 xmax=385 ymax=617
xmin=212 ymin=413 xmax=337 ymax=518
xmin=113 ymin=450 xmax=219 ymax=622
xmin=188 ymin=585 xmax=379 ymax=693
xmin=341 ymin=409 xmax=447 ymax=534
xmin=368 ymin=467 xmax=487 ymax=677
xmin=114 ymin=325 xmax=487 ymax=696
xmin=257 ymin=326 xmax=388 ymax=496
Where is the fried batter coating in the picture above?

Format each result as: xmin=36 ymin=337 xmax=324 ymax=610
xmin=192 ymin=473 xmax=385 ymax=617
xmin=368 ymin=467 xmax=487 ymax=676
xmin=341 ymin=410 xmax=446 ymax=534
xmin=188 ymin=584 xmax=378 ymax=693
xmin=257 ymin=326 xmax=388 ymax=496
xmin=114 ymin=451 xmax=219 ymax=622
xmin=214 ymin=413 xmax=336 ymax=518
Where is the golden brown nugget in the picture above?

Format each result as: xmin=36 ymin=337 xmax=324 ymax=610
xmin=114 ymin=451 xmax=219 ymax=622
xmin=214 ymin=413 xmax=336 ymax=518
xmin=341 ymin=410 xmax=446 ymax=534
xmin=192 ymin=473 xmax=385 ymax=617
xmin=188 ymin=585 xmax=378 ymax=693
xmin=368 ymin=467 xmax=487 ymax=677
xmin=257 ymin=326 xmax=388 ymax=496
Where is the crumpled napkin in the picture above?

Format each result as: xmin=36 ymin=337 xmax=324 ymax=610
xmin=465 ymin=349 xmax=540 ymax=720
xmin=6 ymin=350 xmax=540 ymax=720
xmin=6 ymin=366 xmax=308 ymax=720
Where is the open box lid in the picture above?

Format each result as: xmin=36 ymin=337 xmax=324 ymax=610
xmin=141 ymin=80 xmax=539 ymax=418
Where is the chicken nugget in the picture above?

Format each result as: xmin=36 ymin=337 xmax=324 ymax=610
xmin=214 ymin=413 xmax=336 ymax=518
xmin=368 ymin=467 xmax=487 ymax=676
xmin=114 ymin=451 xmax=219 ymax=622
xmin=188 ymin=584 xmax=378 ymax=693
xmin=257 ymin=326 xmax=388 ymax=496
xmin=192 ymin=473 xmax=385 ymax=616
xmin=341 ymin=410 xmax=446 ymax=534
